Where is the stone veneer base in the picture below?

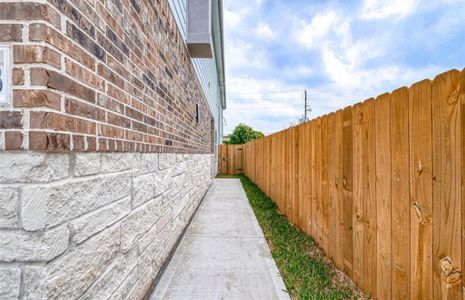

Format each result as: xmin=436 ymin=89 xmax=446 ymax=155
xmin=0 ymin=152 xmax=213 ymax=299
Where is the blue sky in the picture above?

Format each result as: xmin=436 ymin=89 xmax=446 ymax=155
xmin=223 ymin=0 xmax=465 ymax=135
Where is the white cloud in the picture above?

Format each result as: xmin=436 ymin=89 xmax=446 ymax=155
xmin=289 ymin=6 xmax=445 ymax=116
xmin=293 ymin=8 xmax=405 ymax=98
xmin=224 ymin=9 xmax=242 ymax=27
xmin=320 ymin=44 xmax=443 ymax=98
xmin=255 ymin=23 xmax=275 ymax=40
xmin=225 ymin=40 xmax=269 ymax=73
xmin=224 ymin=0 xmax=263 ymax=19
xmin=360 ymin=0 xmax=418 ymax=20
xmin=282 ymin=65 xmax=314 ymax=79
xmin=295 ymin=10 xmax=347 ymax=49
xmin=295 ymin=10 xmax=384 ymax=91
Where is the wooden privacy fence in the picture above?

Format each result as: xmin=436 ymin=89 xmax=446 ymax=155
xmin=241 ymin=69 xmax=465 ymax=299
xmin=218 ymin=144 xmax=244 ymax=175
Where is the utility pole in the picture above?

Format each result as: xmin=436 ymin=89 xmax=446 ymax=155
xmin=304 ymin=90 xmax=311 ymax=121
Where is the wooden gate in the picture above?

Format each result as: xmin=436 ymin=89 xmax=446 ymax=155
xmin=218 ymin=144 xmax=244 ymax=175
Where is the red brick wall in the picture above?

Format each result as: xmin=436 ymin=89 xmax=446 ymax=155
xmin=0 ymin=0 xmax=214 ymax=154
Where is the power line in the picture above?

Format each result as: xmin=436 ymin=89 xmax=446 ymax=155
xmin=227 ymin=105 xmax=303 ymax=110
xmin=226 ymin=103 xmax=350 ymax=110
xmin=228 ymin=97 xmax=301 ymax=101
xmin=227 ymin=96 xmax=355 ymax=102
xmin=228 ymin=99 xmax=355 ymax=106
xmin=227 ymin=89 xmax=302 ymax=95
xmin=228 ymin=89 xmax=363 ymax=99
xmin=228 ymin=98 xmax=302 ymax=103
xmin=311 ymin=98 xmax=355 ymax=103
xmin=227 ymin=103 xmax=346 ymax=110
xmin=228 ymin=104 xmax=303 ymax=108
xmin=226 ymin=88 xmax=356 ymax=115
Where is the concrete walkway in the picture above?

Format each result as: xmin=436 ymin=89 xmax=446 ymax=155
xmin=151 ymin=179 xmax=290 ymax=300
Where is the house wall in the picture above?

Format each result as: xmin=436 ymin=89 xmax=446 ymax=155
xmin=0 ymin=1 xmax=214 ymax=153
xmin=168 ymin=0 xmax=224 ymax=172
xmin=0 ymin=0 xmax=215 ymax=298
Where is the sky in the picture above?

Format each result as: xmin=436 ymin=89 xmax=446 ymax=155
xmin=222 ymin=0 xmax=465 ymax=135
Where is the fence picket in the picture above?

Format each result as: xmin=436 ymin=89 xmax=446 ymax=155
xmin=353 ymin=102 xmax=365 ymax=289
xmin=310 ymin=120 xmax=317 ymax=238
xmin=293 ymin=127 xmax=300 ymax=226
xmin=342 ymin=106 xmax=354 ymax=277
xmin=391 ymin=87 xmax=411 ymax=299
xmin=363 ymin=99 xmax=377 ymax=297
xmin=305 ymin=122 xmax=313 ymax=235
xmin=315 ymin=118 xmax=323 ymax=247
xmin=334 ymin=110 xmax=344 ymax=270
xmin=298 ymin=124 xmax=307 ymax=230
xmin=432 ymin=70 xmax=462 ymax=299
xmin=461 ymin=69 xmax=465 ymax=298
xmin=328 ymin=113 xmax=337 ymax=262
xmin=409 ymin=79 xmax=433 ymax=299
xmin=375 ymin=93 xmax=392 ymax=300
xmin=321 ymin=117 xmax=330 ymax=253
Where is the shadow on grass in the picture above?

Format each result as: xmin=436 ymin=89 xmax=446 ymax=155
xmin=216 ymin=174 xmax=365 ymax=300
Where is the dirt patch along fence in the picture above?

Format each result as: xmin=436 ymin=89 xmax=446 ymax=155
xmin=236 ymin=69 xmax=465 ymax=299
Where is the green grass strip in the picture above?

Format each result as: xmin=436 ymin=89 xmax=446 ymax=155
xmin=218 ymin=174 xmax=358 ymax=300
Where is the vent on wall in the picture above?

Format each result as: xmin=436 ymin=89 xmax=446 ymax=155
xmin=0 ymin=47 xmax=11 ymax=105
xmin=196 ymin=104 xmax=200 ymax=124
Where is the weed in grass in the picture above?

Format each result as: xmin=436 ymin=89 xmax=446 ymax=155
xmin=222 ymin=174 xmax=366 ymax=300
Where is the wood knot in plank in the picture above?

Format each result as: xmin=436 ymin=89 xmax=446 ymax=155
xmin=413 ymin=201 xmax=430 ymax=225
xmin=342 ymin=177 xmax=348 ymax=189
xmin=447 ymin=87 xmax=460 ymax=104
xmin=460 ymin=93 xmax=465 ymax=104
xmin=439 ymin=256 xmax=462 ymax=287
xmin=417 ymin=160 xmax=423 ymax=174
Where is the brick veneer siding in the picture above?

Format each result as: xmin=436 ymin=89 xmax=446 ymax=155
xmin=0 ymin=0 xmax=214 ymax=154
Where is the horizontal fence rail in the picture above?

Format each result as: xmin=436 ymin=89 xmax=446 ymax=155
xmin=236 ymin=69 xmax=465 ymax=299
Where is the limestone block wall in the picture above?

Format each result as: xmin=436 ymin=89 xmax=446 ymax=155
xmin=0 ymin=152 xmax=213 ymax=299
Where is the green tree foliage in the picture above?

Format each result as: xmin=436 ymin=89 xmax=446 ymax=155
xmin=226 ymin=123 xmax=264 ymax=145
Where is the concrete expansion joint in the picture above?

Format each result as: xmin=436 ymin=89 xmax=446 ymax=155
xmin=186 ymin=233 xmax=265 ymax=239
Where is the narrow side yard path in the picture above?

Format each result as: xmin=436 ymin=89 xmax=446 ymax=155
xmin=151 ymin=179 xmax=289 ymax=300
